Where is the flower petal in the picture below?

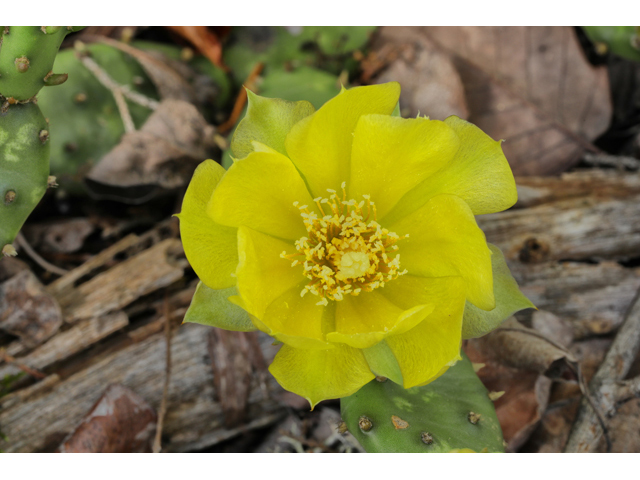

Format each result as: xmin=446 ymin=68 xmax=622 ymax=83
xmin=177 ymin=160 xmax=238 ymax=289
xmin=327 ymin=290 xmax=434 ymax=349
xmin=284 ymin=82 xmax=401 ymax=198
xmin=269 ymin=343 xmax=375 ymax=408
xmin=383 ymin=276 xmax=467 ymax=388
xmin=209 ymin=151 xmax=317 ymax=241
xmin=183 ymin=282 xmax=256 ymax=331
xmin=236 ymin=226 xmax=302 ymax=320
xmin=350 ymin=114 xmax=460 ymax=220
xmin=362 ymin=340 xmax=404 ymax=385
xmin=389 ymin=194 xmax=495 ymax=311
xmin=384 ymin=116 xmax=518 ymax=224
xmin=260 ymin=283 xmax=336 ymax=350
xmin=231 ymin=90 xmax=315 ymax=159
xmin=462 ymin=244 xmax=535 ymax=339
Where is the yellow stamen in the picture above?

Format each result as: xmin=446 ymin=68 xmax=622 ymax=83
xmin=281 ymin=184 xmax=407 ymax=305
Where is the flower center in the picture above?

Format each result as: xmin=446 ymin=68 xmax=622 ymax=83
xmin=281 ymin=183 xmax=407 ymax=306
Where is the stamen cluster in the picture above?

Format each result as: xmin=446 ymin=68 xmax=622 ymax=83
xmin=282 ymin=183 xmax=407 ymax=306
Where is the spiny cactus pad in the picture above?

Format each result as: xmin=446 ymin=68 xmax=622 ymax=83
xmin=0 ymin=102 xmax=50 ymax=252
xmin=0 ymin=26 xmax=70 ymax=101
xmin=340 ymin=352 xmax=505 ymax=453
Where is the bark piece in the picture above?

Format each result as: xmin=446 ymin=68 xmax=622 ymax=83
xmin=55 ymin=238 xmax=186 ymax=323
xmin=58 ymin=384 xmax=157 ymax=453
xmin=0 ymin=312 xmax=129 ymax=379
xmin=0 ymin=325 xmax=283 ymax=453
xmin=478 ymin=194 xmax=640 ymax=263
xmin=0 ymin=270 xmax=63 ymax=348
xmin=208 ymin=329 xmax=268 ymax=428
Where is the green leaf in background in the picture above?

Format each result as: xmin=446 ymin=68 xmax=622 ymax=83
xmin=341 ymin=352 xmax=505 ymax=453
xmin=582 ymin=26 xmax=640 ymax=62
xmin=462 ymin=244 xmax=535 ymax=339
xmin=259 ymin=67 xmax=342 ymax=110
xmin=183 ymin=282 xmax=256 ymax=332
xmin=37 ymin=43 xmax=157 ymax=192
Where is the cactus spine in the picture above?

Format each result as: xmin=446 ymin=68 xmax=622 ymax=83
xmin=0 ymin=26 xmax=82 ymax=256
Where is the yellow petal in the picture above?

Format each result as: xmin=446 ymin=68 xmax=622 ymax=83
xmin=383 ymin=275 xmax=467 ymax=388
xmin=389 ymin=194 xmax=494 ymax=311
xmin=260 ymin=283 xmax=335 ymax=349
xmin=177 ymin=160 xmax=238 ymax=289
xmin=269 ymin=343 xmax=375 ymax=409
xmin=327 ymin=290 xmax=434 ymax=349
xmin=284 ymin=82 xmax=401 ymax=198
xmin=350 ymin=114 xmax=460 ymax=220
xmin=208 ymin=150 xmax=317 ymax=241
xmin=384 ymin=116 xmax=518 ymax=223
xmin=236 ymin=226 xmax=302 ymax=320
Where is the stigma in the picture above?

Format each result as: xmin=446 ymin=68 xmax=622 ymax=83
xmin=281 ymin=182 xmax=407 ymax=306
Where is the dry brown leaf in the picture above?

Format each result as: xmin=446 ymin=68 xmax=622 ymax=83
xmin=0 ymin=270 xmax=63 ymax=348
xmin=24 ymin=218 xmax=95 ymax=254
xmin=166 ymin=26 xmax=226 ymax=70
xmin=58 ymin=384 xmax=157 ymax=453
xmin=464 ymin=340 xmax=552 ymax=451
xmin=370 ymin=27 xmax=611 ymax=176
xmin=86 ymin=100 xmax=216 ymax=201
xmin=372 ymin=32 xmax=468 ymax=121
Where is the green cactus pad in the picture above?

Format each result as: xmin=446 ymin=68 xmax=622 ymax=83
xmin=0 ymin=26 xmax=68 ymax=101
xmin=0 ymin=102 xmax=50 ymax=251
xmin=36 ymin=43 xmax=157 ymax=191
xmin=340 ymin=352 xmax=505 ymax=453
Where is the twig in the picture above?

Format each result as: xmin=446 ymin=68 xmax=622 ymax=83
xmin=0 ymin=348 xmax=46 ymax=380
xmin=564 ymin=286 xmax=640 ymax=452
xmin=614 ymin=375 xmax=640 ymax=405
xmin=217 ymin=62 xmax=264 ymax=133
xmin=14 ymin=232 xmax=68 ymax=276
xmin=582 ymin=152 xmax=640 ymax=171
xmin=78 ymin=54 xmax=159 ymax=134
xmin=153 ymin=296 xmax=173 ymax=453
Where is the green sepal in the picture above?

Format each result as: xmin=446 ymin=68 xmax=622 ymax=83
xmin=341 ymin=352 xmax=505 ymax=453
xmin=230 ymin=90 xmax=315 ymax=160
xmin=362 ymin=340 xmax=403 ymax=385
xmin=461 ymin=243 xmax=535 ymax=339
xmin=183 ymin=281 xmax=256 ymax=332
xmin=391 ymin=101 xmax=401 ymax=117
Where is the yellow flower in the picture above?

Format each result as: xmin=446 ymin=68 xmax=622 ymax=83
xmin=178 ymin=83 xmax=533 ymax=408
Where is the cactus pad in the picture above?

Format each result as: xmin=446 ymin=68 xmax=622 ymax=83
xmin=340 ymin=352 xmax=505 ymax=453
xmin=0 ymin=102 xmax=50 ymax=252
xmin=0 ymin=26 xmax=69 ymax=101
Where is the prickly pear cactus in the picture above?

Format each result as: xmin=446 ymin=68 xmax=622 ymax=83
xmin=340 ymin=352 xmax=505 ymax=453
xmin=0 ymin=26 xmax=82 ymax=257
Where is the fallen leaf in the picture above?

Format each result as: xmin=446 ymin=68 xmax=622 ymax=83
xmin=371 ymin=30 xmax=469 ymax=120
xmin=85 ymin=100 xmax=216 ymax=202
xmin=166 ymin=26 xmax=225 ymax=70
xmin=24 ymin=219 xmax=95 ymax=254
xmin=58 ymin=384 xmax=157 ymax=453
xmin=0 ymin=270 xmax=63 ymax=348
xmin=369 ymin=27 xmax=611 ymax=175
